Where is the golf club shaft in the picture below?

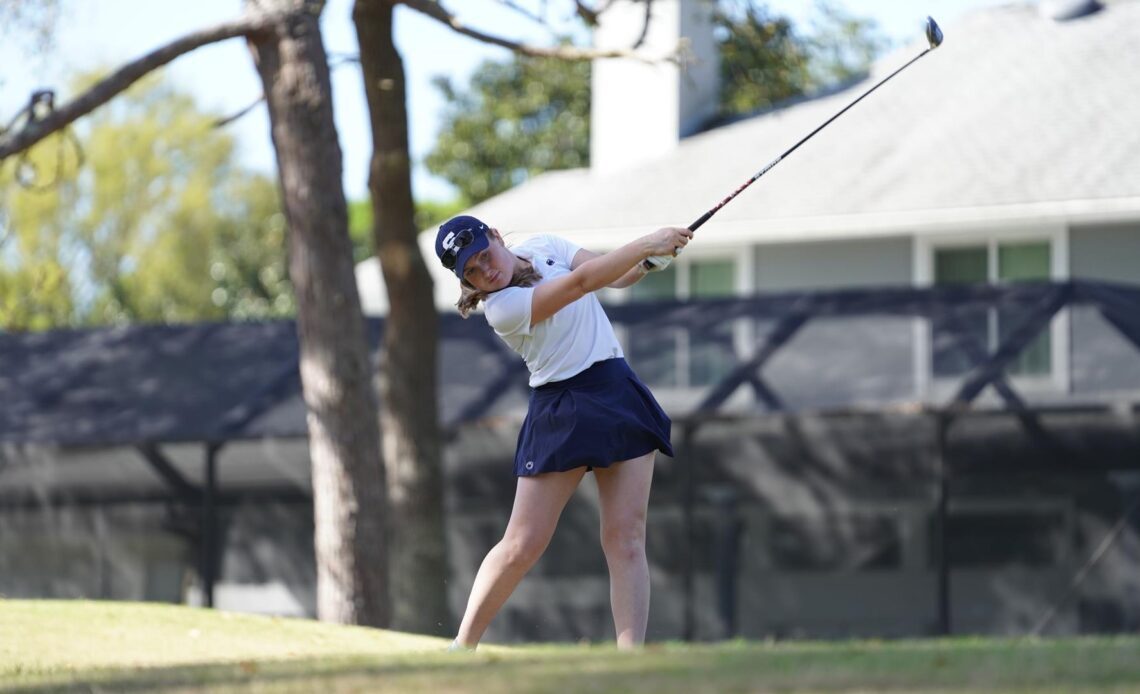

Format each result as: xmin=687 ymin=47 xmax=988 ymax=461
xmin=688 ymin=45 xmax=937 ymax=233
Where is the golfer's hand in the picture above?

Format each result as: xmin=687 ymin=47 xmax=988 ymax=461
xmin=645 ymin=226 xmax=691 ymax=258
xmin=640 ymin=226 xmax=691 ymax=272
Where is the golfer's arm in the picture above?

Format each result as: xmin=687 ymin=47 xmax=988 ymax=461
xmin=571 ymin=249 xmax=645 ymax=289
xmin=530 ymin=242 xmax=651 ymax=327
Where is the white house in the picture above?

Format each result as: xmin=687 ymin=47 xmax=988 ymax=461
xmin=4 ymin=0 xmax=1139 ymax=641
xmin=355 ymin=0 xmax=1140 ymax=407
xmin=356 ymin=0 xmax=1140 ymax=363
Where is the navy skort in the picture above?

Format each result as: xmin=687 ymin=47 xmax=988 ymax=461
xmin=514 ymin=357 xmax=673 ymax=477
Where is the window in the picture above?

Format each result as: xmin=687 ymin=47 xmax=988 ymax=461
xmin=625 ymin=258 xmax=739 ymax=388
xmin=932 ymin=247 xmax=990 ymax=377
xmin=998 ymin=243 xmax=1052 ymax=375
xmin=917 ymin=229 xmax=1067 ymax=393
xmin=689 ymin=260 xmax=737 ymax=387
xmin=691 ymin=260 xmax=735 ymax=296
xmin=629 ymin=264 xmax=678 ymax=301
xmin=628 ymin=266 xmax=680 ymax=386
xmin=932 ymin=241 xmax=1051 ymax=378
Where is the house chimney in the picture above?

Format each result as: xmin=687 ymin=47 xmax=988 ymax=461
xmin=590 ymin=0 xmax=719 ymax=176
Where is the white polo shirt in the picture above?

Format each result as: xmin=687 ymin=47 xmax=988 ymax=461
xmin=484 ymin=235 xmax=624 ymax=387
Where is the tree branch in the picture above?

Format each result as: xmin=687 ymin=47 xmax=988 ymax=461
xmin=212 ymin=95 xmax=267 ymax=129
xmin=574 ymin=0 xmax=600 ymax=26
xmin=400 ymin=0 xmax=664 ymax=62
xmin=493 ymin=0 xmax=549 ymax=27
xmin=633 ymin=0 xmax=653 ymax=49
xmin=0 ymin=13 xmax=282 ymax=160
xmin=212 ymin=51 xmax=358 ymax=129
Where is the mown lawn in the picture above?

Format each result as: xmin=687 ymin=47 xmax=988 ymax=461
xmin=3 ymin=599 xmax=1140 ymax=693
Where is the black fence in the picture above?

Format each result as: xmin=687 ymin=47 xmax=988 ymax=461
xmin=445 ymin=280 xmax=1140 ymax=641
xmin=448 ymin=280 xmax=1140 ymax=424
xmin=2 ymin=280 xmax=1140 ymax=640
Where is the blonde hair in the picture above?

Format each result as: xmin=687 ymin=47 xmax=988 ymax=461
xmin=457 ymin=257 xmax=542 ymax=318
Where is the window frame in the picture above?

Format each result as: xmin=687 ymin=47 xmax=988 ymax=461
xmin=609 ymin=247 xmax=754 ymax=402
xmin=912 ymin=225 xmax=1070 ymax=399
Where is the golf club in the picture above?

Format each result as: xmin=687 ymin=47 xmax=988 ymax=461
xmin=644 ymin=16 xmax=944 ymax=270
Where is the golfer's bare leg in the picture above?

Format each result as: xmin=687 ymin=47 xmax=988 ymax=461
xmin=454 ymin=467 xmax=587 ymax=648
xmin=594 ymin=451 xmax=655 ymax=649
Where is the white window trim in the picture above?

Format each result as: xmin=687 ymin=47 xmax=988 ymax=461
xmin=611 ymin=247 xmax=754 ymax=406
xmin=605 ymin=246 xmax=750 ymax=303
xmin=912 ymin=225 xmax=1070 ymax=401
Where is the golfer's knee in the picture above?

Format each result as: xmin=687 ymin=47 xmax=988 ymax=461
xmin=601 ymin=520 xmax=646 ymax=563
xmin=499 ymin=531 xmax=548 ymax=569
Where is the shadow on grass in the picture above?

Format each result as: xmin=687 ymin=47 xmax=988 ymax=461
xmin=9 ymin=637 xmax=1140 ymax=694
xmin=4 ymin=651 xmax=510 ymax=694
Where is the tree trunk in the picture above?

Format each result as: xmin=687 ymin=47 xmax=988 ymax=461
xmin=245 ymin=0 xmax=389 ymax=627
xmin=353 ymin=0 xmax=450 ymax=635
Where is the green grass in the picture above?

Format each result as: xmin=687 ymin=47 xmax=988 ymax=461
xmin=3 ymin=599 xmax=1140 ymax=693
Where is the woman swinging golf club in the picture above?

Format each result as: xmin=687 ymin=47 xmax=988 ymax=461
xmin=437 ymin=215 xmax=691 ymax=650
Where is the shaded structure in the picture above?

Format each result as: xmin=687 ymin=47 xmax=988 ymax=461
xmin=2 ymin=280 xmax=1139 ymax=638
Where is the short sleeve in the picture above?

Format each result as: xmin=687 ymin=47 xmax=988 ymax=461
xmin=485 ymin=286 xmax=534 ymax=338
xmin=535 ymin=235 xmax=581 ymax=268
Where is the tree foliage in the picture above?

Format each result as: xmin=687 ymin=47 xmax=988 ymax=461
xmin=347 ymin=197 xmax=467 ymax=262
xmin=717 ymin=0 xmax=887 ymax=117
xmin=0 ymin=73 xmax=292 ymax=330
xmin=425 ymin=51 xmax=589 ymax=204
xmin=208 ymin=176 xmax=295 ymax=319
xmin=425 ymin=1 xmax=888 ymax=204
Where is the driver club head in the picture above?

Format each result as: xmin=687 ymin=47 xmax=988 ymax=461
xmin=926 ymin=16 xmax=944 ymax=49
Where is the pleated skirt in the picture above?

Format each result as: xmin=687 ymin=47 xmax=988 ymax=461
xmin=514 ymin=358 xmax=673 ymax=477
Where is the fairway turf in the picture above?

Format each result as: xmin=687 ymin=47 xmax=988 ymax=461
xmin=2 ymin=600 xmax=1140 ymax=693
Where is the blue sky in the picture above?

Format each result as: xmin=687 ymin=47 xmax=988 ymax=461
xmin=1 ymin=0 xmax=1021 ymax=202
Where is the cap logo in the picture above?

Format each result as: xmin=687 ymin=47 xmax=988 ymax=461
xmin=441 ymin=231 xmax=459 ymax=250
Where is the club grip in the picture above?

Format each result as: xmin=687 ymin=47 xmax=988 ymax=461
xmin=688 ymin=209 xmax=715 ymax=232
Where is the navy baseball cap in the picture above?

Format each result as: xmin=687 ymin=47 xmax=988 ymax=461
xmin=435 ymin=215 xmax=491 ymax=278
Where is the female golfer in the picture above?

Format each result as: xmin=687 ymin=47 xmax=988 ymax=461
xmin=437 ymin=215 xmax=691 ymax=650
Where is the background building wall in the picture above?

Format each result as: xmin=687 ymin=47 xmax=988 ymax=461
xmin=1070 ymin=222 xmax=1140 ymax=284
xmin=753 ymin=237 xmax=914 ymax=291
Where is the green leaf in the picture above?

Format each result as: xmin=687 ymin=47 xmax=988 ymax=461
xmin=0 ymin=70 xmax=294 ymax=329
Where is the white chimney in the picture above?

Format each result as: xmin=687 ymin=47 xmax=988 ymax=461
xmin=590 ymin=0 xmax=720 ymax=176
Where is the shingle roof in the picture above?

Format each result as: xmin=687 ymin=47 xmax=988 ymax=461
xmin=361 ymin=2 xmax=1140 ymax=313
xmin=465 ymin=2 xmax=1140 ymax=238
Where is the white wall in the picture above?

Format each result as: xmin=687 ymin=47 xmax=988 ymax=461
xmin=591 ymin=0 xmax=719 ymax=176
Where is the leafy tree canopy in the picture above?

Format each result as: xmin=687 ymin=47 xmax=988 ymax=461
xmin=425 ymin=49 xmax=589 ymax=205
xmin=425 ymin=1 xmax=887 ymax=205
xmin=347 ymin=197 xmax=467 ymax=257
xmin=0 ymin=71 xmax=293 ymax=330
xmin=717 ymin=0 xmax=886 ymax=116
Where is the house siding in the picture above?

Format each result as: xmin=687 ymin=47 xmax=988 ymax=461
xmin=1069 ymin=223 xmax=1140 ymax=394
xmin=753 ymin=237 xmax=913 ymax=291
xmin=1070 ymin=222 xmax=1140 ymax=284
xmin=749 ymin=237 xmax=915 ymax=408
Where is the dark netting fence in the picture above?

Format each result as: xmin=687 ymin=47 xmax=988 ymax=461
xmin=443 ymin=280 xmax=1140 ymax=423
xmin=444 ymin=280 xmax=1140 ymax=641
xmin=2 ymin=280 xmax=1139 ymax=641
